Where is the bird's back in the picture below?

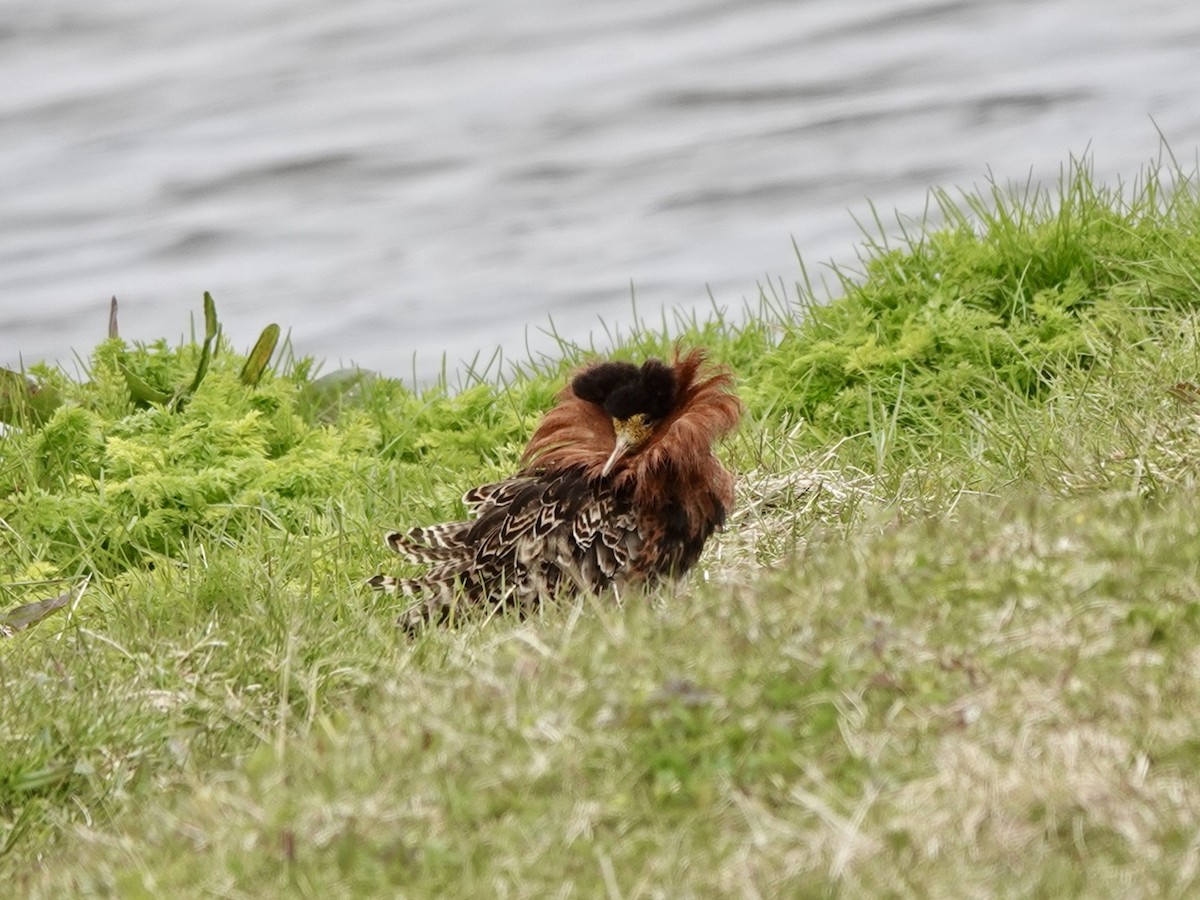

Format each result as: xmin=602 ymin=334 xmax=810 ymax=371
xmin=371 ymin=466 xmax=646 ymax=627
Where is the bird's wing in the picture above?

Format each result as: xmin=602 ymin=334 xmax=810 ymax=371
xmin=462 ymin=477 xmax=537 ymax=514
xmin=369 ymin=468 xmax=642 ymax=624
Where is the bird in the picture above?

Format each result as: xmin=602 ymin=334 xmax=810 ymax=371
xmin=368 ymin=347 xmax=742 ymax=629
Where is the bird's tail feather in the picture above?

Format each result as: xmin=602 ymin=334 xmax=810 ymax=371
xmin=386 ymin=523 xmax=474 ymax=559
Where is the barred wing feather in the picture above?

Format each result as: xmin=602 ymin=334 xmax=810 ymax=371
xmin=368 ymin=468 xmax=642 ymax=628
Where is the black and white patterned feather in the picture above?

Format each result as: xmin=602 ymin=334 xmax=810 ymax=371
xmin=368 ymin=468 xmax=643 ymax=629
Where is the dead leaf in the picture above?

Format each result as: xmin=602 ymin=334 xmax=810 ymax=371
xmin=0 ymin=577 xmax=88 ymax=636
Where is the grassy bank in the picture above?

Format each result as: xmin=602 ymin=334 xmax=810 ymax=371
xmin=4 ymin=157 xmax=1200 ymax=896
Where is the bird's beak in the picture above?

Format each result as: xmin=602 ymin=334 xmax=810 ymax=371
xmin=601 ymin=434 xmax=633 ymax=477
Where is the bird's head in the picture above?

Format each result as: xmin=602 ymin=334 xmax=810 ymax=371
xmin=571 ymin=359 xmax=678 ymax=476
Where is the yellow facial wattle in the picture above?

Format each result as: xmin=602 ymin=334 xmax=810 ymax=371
xmin=601 ymin=413 xmax=654 ymax=476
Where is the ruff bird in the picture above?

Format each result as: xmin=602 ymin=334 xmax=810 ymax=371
xmin=369 ymin=348 xmax=741 ymax=628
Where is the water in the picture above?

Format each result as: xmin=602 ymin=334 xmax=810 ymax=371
xmin=3 ymin=0 xmax=1199 ymax=383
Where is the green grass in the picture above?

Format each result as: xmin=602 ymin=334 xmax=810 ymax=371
xmin=5 ymin=155 xmax=1200 ymax=896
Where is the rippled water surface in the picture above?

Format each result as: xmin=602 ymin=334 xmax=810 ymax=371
xmin=3 ymin=0 xmax=1199 ymax=380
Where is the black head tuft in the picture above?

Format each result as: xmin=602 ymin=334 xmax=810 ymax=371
xmin=573 ymin=358 xmax=677 ymax=422
xmin=571 ymin=361 xmax=639 ymax=405
xmin=606 ymin=360 xmax=678 ymax=421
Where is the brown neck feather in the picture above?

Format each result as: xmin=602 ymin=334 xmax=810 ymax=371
xmin=521 ymin=349 xmax=742 ymax=528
